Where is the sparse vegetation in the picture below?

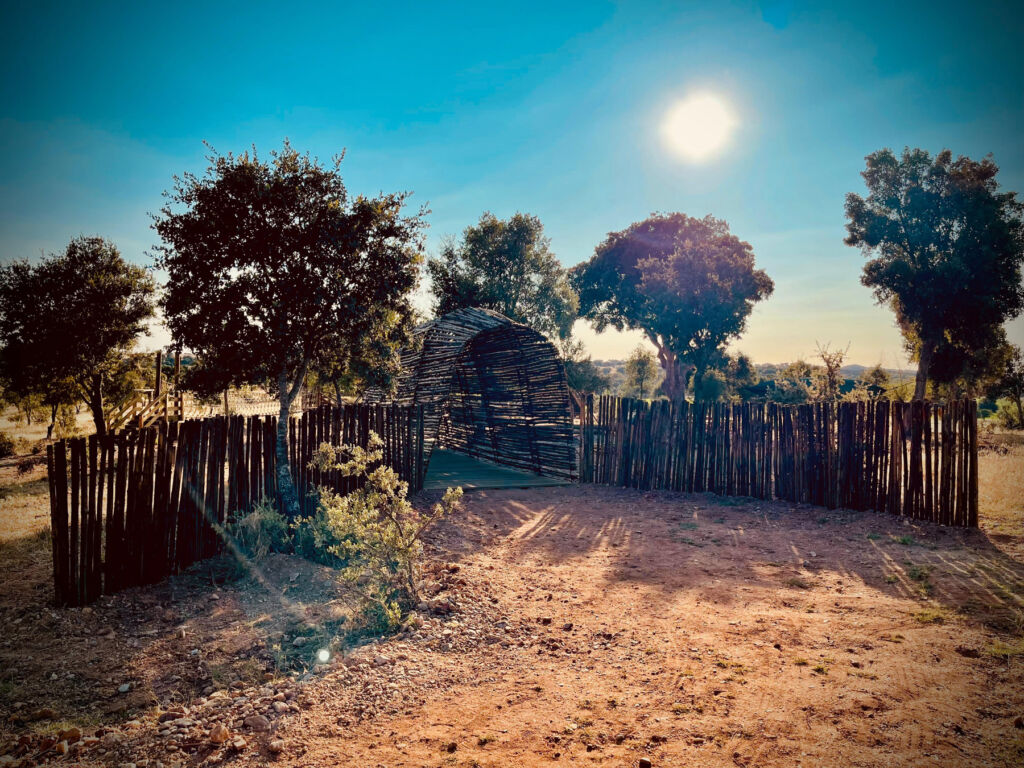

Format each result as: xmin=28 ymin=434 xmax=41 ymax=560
xmin=227 ymin=497 xmax=292 ymax=563
xmin=911 ymin=607 xmax=949 ymax=624
xmin=310 ymin=433 xmax=463 ymax=633
xmin=0 ymin=430 xmax=14 ymax=459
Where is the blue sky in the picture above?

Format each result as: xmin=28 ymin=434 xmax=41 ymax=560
xmin=2 ymin=0 xmax=1022 ymax=365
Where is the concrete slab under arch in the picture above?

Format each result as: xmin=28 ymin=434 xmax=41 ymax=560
xmin=422 ymin=448 xmax=571 ymax=491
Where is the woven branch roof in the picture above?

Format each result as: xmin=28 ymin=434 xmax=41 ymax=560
xmin=366 ymin=307 xmax=577 ymax=480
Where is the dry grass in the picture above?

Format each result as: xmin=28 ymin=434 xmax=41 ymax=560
xmin=0 ymin=458 xmax=50 ymax=542
xmin=978 ymin=441 xmax=1024 ymax=548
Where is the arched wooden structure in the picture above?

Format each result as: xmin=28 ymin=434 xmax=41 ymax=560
xmin=367 ymin=308 xmax=576 ymax=481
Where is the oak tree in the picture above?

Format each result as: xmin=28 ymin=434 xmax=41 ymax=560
xmin=987 ymin=343 xmax=1023 ymax=427
xmin=623 ymin=346 xmax=658 ymax=400
xmin=427 ymin=212 xmax=578 ymax=340
xmin=154 ymin=142 xmax=425 ymax=516
xmin=572 ymin=213 xmax=773 ymax=400
xmin=844 ymin=148 xmax=1024 ymax=400
xmin=0 ymin=236 xmax=156 ymax=437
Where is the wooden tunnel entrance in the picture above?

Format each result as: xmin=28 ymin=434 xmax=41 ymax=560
xmin=366 ymin=308 xmax=576 ymax=490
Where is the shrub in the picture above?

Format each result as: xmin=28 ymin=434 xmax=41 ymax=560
xmin=0 ymin=430 xmax=15 ymax=459
xmin=291 ymin=505 xmax=347 ymax=568
xmin=53 ymin=403 xmax=79 ymax=439
xmin=227 ymin=497 xmax=291 ymax=561
xmin=995 ymin=400 xmax=1023 ymax=430
xmin=310 ymin=433 xmax=463 ymax=633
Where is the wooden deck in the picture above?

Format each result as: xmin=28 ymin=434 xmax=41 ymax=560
xmin=422 ymin=448 xmax=571 ymax=491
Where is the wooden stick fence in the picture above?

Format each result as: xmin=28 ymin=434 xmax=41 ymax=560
xmin=47 ymin=404 xmax=426 ymax=606
xmin=579 ymin=397 xmax=978 ymax=527
xmin=48 ymin=395 xmax=980 ymax=607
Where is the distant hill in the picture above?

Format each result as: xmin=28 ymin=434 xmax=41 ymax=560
xmin=591 ymin=359 xmax=915 ymax=385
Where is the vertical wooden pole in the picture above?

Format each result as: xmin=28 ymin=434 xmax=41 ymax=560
xmin=154 ymin=350 xmax=163 ymax=399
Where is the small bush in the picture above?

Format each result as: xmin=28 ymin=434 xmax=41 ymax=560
xmin=53 ymin=403 xmax=79 ymax=439
xmin=907 ymin=564 xmax=932 ymax=582
xmin=0 ymin=430 xmax=16 ymax=459
xmin=16 ymin=454 xmax=46 ymax=475
xmin=228 ymin=497 xmax=291 ymax=561
xmin=995 ymin=401 xmax=1023 ymax=430
xmin=310 ymin=433 xmax=463 ymax=633
xmin=292 ymin=505 xmax=347 ymax=568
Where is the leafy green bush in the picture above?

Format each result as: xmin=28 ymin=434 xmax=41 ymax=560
xmin=227 ymin=497 xmax=292 ymax=561
xmin=53 ymin=403 xmax=79 ymax=439
xmin=0 ymin=430 xmax=15 ymax=459
xmin=995 ymin=400 xmax=1023 ymax=430
xmin=310 ymin=433 xmax=463 ymax=634
xmin=291 ymin=505 xmax=347 ymax=568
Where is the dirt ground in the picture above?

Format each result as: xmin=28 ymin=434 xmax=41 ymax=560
xmin=1 ymin=442 xmax=1023 ymax=767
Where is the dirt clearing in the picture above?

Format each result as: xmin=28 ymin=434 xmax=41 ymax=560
xmin=2 ymin=454 xmax=1024 ymax=767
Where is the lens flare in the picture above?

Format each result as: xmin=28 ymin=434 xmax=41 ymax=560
xmin=317 ymin=648 xmax=330 ymax=663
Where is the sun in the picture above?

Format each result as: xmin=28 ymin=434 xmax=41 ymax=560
xmin=661 ymin=92 xmax=737 ymax=162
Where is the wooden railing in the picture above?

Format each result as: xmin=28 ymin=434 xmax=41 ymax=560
xmin=106 ymin=391 xmax=187 ymax=432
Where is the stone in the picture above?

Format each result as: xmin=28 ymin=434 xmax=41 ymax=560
xmin=158 ymin=711 xmax=185 ymax=723
xmin=268 ymin=739 xmax=285 ymax=754
xmin=209 ymin=724 xmax=230 ymax=744
xmin=562 ymin=623 xmax=573 ymax=632
xmin=639 ymin=759 xmax=653 ymax=768
xmin=55 ymin=740 xmax=69 ymax=755
xmin=29 ymin=707 xmax=58 ymax=721
xmin=58 ymin=726 xmax=82 ymax=743
xmin=1015 ymin=715 xmax=1024 ymax=729
xmin=118 ymin=683 xmax=132 ymax=694
xmin=101 ymin=732 xmax=125 ymax=747
xmin=292 ymin=636 xmax=308 ymax=648
xmin=231 ymin=736 xmax=247 ymax=750
xmin=272 ymin=701 xmax=289 ymax=713
xmin=244 ymin=714 xmax=271 ymax=732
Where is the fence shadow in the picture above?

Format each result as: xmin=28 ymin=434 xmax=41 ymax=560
xmin=425 ymin=485 xmax=1024 ymax=636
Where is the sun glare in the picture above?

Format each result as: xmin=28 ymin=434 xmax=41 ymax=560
xmin=662 ymin=92 xmax=737 ymax=162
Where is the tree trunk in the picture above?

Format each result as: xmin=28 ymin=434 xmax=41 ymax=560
xmin=1014 ymin=396 xmax=1024 ymax=427
xmin=913 ymin=338 xmax=935 ymax=401
xmin=276 ymin=369 xmax=302 ymax=518
xmin=692 ymin=365 xmax=706 ymax=402
xmin=650 ymin=338 xmax=690 ymax=401
xmin=46 ymin=402 xmax=58 ymax=440
xmin=88 ymin=374 xmax=106 ymax=438
xmin=333 ymin=380 xmax=344 ymax=408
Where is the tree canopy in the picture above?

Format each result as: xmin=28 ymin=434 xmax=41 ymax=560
xmin=427 ymin=211 xmax=578 ymax=340
xmin=153 ymin=142 xmax=425 ymax=514
xmin=928 ymin=324 xmax=1015 ymax=399
xmin=622 ymin=346 xmax=659 ymax=400
xmin=844 ymin=147 xmax=1024 ymax=400
xmin=986 ymin=343 xmax=1024 ymax=427
xmin=0 ymin=236 xmax=156 ymax=437
xmin=572 ymin=213 xmax=774 ymax=400
xmin=559 ymin=338 xmax=611 ymax=395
